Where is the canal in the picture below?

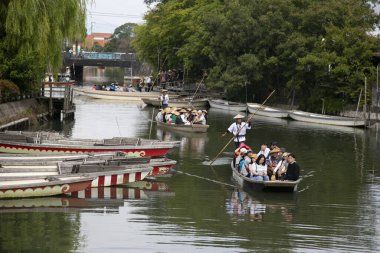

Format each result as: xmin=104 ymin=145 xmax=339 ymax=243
xmin=0 ymin=67 xmax=380 ymax=252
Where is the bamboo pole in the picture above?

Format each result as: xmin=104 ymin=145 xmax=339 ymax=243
xmin=210 ymin=90 xmax=276 ymax=165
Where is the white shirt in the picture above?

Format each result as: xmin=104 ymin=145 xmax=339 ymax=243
xmin=160 ymin=94 xmax=169 ymax=105
xmin=257 ymin=148 xmax=270 ymax=158
xmin=228 ymin=122 xmax=251 ymax=142
xmin=180 ymin=114 xmax=188 ymax=124
xmin=251 ymin=163 xmax=267 ymax=175
xmin=156 ymin=112 xmax=163 ymax=122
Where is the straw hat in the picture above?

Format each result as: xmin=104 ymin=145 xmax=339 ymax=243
xmin=270 ymin=147 xmax=281 ymax=154
xmin=173 ymin=111 xmax=180 ymax=116
xmin=179 ymin=109 xmax=187 ymax=113
xmin=202 ymin=110 xmax=208 ymax=113
xmin=233 ymin=114 xmax=245 ymax=119
xmin=282 ymin=152 xmax=290 ymax=157
xmin=240 ymin=148 xmax=248 ymax=154
xmin=164 ymin=108 xmax=171 ymax=113
xmin=161 ymin=89 xmax=168 ymax=92
xmin=248 ymin=153 xmax=258 ymax=159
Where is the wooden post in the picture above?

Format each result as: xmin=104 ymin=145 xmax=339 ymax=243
xmin=49 ymin=83 xmax=53 ymax=117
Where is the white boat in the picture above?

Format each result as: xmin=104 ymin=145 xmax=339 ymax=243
xmin=247 ymin=103 xmax=289 ymax=118
xmin=74 ymin=87 xmax=179 ymax=101
xmin=208 ymin=99 xmax=246 ymax=112
xmin=142 ymin=97 xmax=209 ymax=108
xmin=288 ymin=110 xmax=365 ymax=127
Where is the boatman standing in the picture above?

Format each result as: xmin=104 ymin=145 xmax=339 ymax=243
xmin=222 ymin=114 xmax=251 ymax=148
xmin=159 ymin=89 xmax=169 ymax=109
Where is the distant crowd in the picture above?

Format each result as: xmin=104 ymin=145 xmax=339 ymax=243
xmin=156 ymin=107 xmax=207 ymax=125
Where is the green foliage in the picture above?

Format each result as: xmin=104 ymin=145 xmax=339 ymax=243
xmin=103 ymin=23 xmax=137 ymax=53
xmin=134 ymin=0 xmax=380 ymax=112
xmin=0 ymin=0 xmax=87 ymax=92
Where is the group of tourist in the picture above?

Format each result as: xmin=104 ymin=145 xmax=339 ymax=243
xmin=156 ymin=107 xmax=207 ymax=125
xmin=225 ymin=114 xmax=300 ymax=182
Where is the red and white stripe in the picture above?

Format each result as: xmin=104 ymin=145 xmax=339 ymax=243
xmin=90 ymin=171 xmax=149 ymax=187
xmin=69 ymin=187 xmax=146 ymax=199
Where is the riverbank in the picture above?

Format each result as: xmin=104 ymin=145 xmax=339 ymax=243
xmin=0 ymin=99 xmax=48 ymax=130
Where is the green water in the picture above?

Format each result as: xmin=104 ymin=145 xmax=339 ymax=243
xmin=0 ymin=95 xmax=380 ymax=252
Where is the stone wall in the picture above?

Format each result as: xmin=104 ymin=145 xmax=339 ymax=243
xmin=0 ymin=99 xmax=48 ymax=126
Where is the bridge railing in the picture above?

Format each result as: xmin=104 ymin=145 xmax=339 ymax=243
xmin=63 ymin=52 xmax=133 ymax=61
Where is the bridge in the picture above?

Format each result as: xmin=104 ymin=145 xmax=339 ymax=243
xmin=63 ymin=51 xmax=135 ymax=67
xmin=62 ymin=52 xmax=139 ymax=82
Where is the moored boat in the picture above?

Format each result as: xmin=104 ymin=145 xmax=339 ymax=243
xmin=208 ymin=99 xmax=247 ymax=112
xmin=74 ymin=87 xmax=179 ymax=101
xmin=288 ymin=110 xmax=365 ymax=127
xmin=247 ymin=103 xmax=289 ymax=118
xmin=231 ymin=162 xmax=301 ymax=192
xmin=0 ymin=131 xmax=178 ymax=157
xmin=0 ymin=176 xmax=93 ymax=199
xmin=156 ymin=121 xmax=209 ymax=133
xmin=0 ymin=153 xmax=177 ymax=177
xmin=142 ymin=97 xmax=209 ymax=108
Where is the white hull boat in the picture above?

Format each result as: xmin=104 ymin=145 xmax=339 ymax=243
xmin=208 ymin=99 xmax=246 ymax=112
xmin=288 ymin=110 xmax=365 ymax=127
xmin=247 ymin=103 xmax=289 ymax=118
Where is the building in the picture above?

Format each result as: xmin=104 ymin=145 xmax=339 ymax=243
xmin=84 ymin=32 xmax=113 ymax=48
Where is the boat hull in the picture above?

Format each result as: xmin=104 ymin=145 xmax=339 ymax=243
xmin=0 ymin=176 xmax=93 ymax=199
xmin=142 ymin=98 xmax=209 ymax=108
xmin=231 ymin=163 xmax=300 ymax=192
xmin=156 ymin=121 xmax=209 ymax=133
xmin=208 ymin=99 xmax=246 ymax=112
xmin=289 ymin=111 xmax=365 ymax=127
xmin=0 ymin=142 xmax=172 ymax=157
xmin=148 ymin=158 xmax=177 ymax=176
xmin=247 ymin=103 xmax=289 ymax=118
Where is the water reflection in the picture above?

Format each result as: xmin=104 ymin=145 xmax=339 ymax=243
xmin=156 ymin=128 xmax=208 ymax=158
xmin=226 ymin=189 xmax=298 ymax=223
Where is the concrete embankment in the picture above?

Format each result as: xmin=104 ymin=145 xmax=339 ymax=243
xmin=0 ymin=99 xmax=48 ymax=130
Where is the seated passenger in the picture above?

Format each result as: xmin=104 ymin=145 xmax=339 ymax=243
xmin=250 ymin=154 xmax=270 ymax=181
xmin=238 ymin=150 xmax=251 ymax=176
xmin=156 ymin=109 xmax=164 ymax=122
xmin=165 ymin=109 xmax=173 ymax=124
xmin=178 ymin=109 xmax=189 ymax=124
xmin=273 ymin=152 xmax=289 ymax=180
xmin=257 ymin=144 xmax=270 ymax=158
xmin=235 ymin=148 xmax=248 ymax=170
xmin=171 ymin=110 xmax=179 ymax=124
xmin=233 ymin=144 xmax=252 ymax=168
xmin=267 ymin=147 xmax=281 ymax=179
xmin=278 ymin=153 xmax=300 ymax=181
xmin=193 ymin=110 xmax=206 ymax=125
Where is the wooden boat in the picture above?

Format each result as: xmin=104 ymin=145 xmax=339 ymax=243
xmin=0 ymin=153 xmax=177 ymax=177
xmin=74 ymin=87 xmax=179 ymax=101
xmin=0 ymin=176 xmax=93 ymax=199
xmin=208 ymin=99 xmax=247 ymax=112
xmin=142 ymin=97 xmax=209 ymax=108
xmin=231 ymin=162 xmax=301 ymax=192
xmin=0 ymin=131 xmax=178 ymax=157
xmin=288 ymin=110 xmax=365 ymax=127
xmin=156 ymin=121 xmax=209 ymax=133
xmin=247 ymin=103 xmax=289 ymax=118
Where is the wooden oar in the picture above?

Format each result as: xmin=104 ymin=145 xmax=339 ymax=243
xmin=209 ymin=90 xmax=276 ymax=166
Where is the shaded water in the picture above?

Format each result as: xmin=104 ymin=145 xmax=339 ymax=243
xmin=1 ymin=89 xmax=380 ymax=252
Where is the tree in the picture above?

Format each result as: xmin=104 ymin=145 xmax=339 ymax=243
xmin=134 ymin=0 xmax=380 ymax=111
xmin=0 ymin=0 xmax=87 ymax=92
xmin=103 ymin=23 xmax=137 ymax=53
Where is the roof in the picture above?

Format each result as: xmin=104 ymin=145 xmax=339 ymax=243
xmin=87 ymin=33 xmax=113 ymax=38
